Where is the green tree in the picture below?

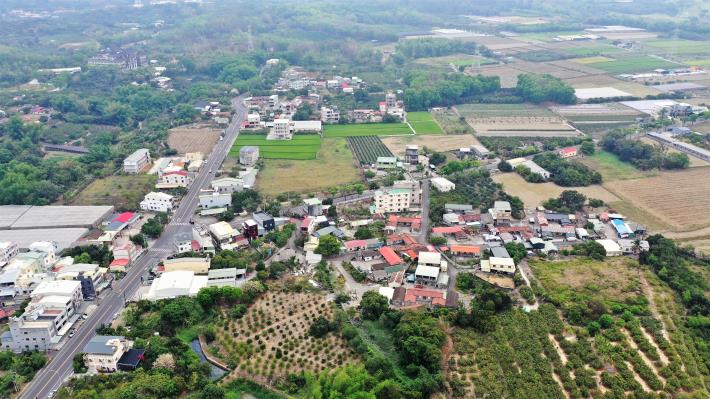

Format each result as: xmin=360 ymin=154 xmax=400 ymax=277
xmin=498 ymin=160 xmax=513 ymax=172
xmin=360 ymin=291 xmax=389 ymax=320
xmin=580 ymin=141 xmax=596 ymax=155
xmin=309 ymin=316 xmax=333 ymax=338
xmin=315 ymin=235 xmax=341 ymax=257
xmin=354 ymin=227 xmax=373 ymax=240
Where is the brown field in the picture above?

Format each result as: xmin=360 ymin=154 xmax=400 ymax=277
xmin=604 ymin=166 xmax=710 ymax=231
xmin=381 ymin=134 xmax=479 ymax=156
xmin=692 ymin=120 xmax=710 ymax=134
xmin=563 ymin=74 xmax=661 ymax=97
xmin=467 ymin=116 xmax=583 ymax=137
xmin=493 ymin=173 xmax=620 ymax=208
xmin=475 ymin=65 xmax=522 ymax=88
xmin=167 ymin=124 xmax=221 ymax=155
xmin=214 ymin=291 xmax=358 ymax=383
xmin=72 ymin=174 xmax=156 ymax=211
xmin=471 ymin=36 xmax=532 ymax=51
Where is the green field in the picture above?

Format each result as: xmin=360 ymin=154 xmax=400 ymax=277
xmin=323 ymin=123 xmax=412 ymax=137
xmin=562 ymin=44 xmax=627 ymax=57
xmin=580 ymin=150 xmax=657 ymax=181
xmin=407 ymin=111 xmax=444 ymax=134
xmin=644 ymin=39 xmax=710 ymax=55
xmin=686 ymin=58 xmax=710 ymax=68
xmin=585 ymin=55 xmax=682 ymax=74
xmin=456 ymin=103 xmax=555 ymax=117
xmin=230 ymin=134 xmax=321 ymax=160
xmin=72 ymin=174 xmax=156 ymax=211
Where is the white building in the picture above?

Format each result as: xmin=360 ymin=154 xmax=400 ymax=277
xmin=0 ymin=242 xmax=18 ymax=267
xmin=480 ymin=257 xmax=516 ymax=274
xmin=320 ymin=106 xmax=340 ymax=123
xmin=418 ymin=251 xmax=442 ymax=268
xmin=144 ymin=270 xmax=208 ymax=300
xmin=521 ymin=160 xmax=551 ymax=180
xmin=209 ymin=221 xmax=238 ymax=250
xmin=140 ymin=192 xmax=175 ymax=213
xmin=393 ymin=180 xmax=422 ymax=205
xmin=157 ymin=170 xmax=191 ymax=188
xmin=596 ymin=239 xmax=622 ymax=257
xmin=239 ymin=146 xmax=260 ymax=166
xmin=211 ymin=177 xmax=243 ymax=194
xmin=414 ymin=264 xmax=440 ymax=285
xmin=376 ymin=156 xmax=398 ymax=169
xmin=123 ymin=149 xmax=151 ymax=174
xmin=31 ymin=280 xmax=82 ymax=313
xmin=373 ymin=188 xmax=412 ymax=214
xmin=269 ymin=118 xmax=293 ymax=140
xmin=471 ymin=145 xmax=490 ymax=158
xmin=83 ymin=335 xmax=133 ymax=374
xmin=430 ymin=177 xmax=455 ymax=192
xmin=199 ymin=191 xmax=232 ymax=209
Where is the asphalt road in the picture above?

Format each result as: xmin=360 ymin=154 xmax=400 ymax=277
xmin=20 ymin=98 xmax=247 ymax=399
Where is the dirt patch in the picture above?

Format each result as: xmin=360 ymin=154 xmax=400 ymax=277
xmin=604 ymin=167 xmax=710 ymax=231
xmin=381 ymin=134 xmax=479 ymax=156
xmin=493 ymin=173 xmax=620 ymax=208
xmin=468 ymin=116 xmax=582 ymax=137
xmin=548 ymin=334 xmax=568 ymax=364
xmin=167 ymin=124 xmax=221 ymax=155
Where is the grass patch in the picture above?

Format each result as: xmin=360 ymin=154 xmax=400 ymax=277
xmin=176 ymin=326 xmax=200 ymax=343
xmin=230 ymin=134 xmax=321 ymax=160
xmin=571 ymin=56 xmax=615 ymax=64
xmin=72 ymin=174 xmax=156 ymax=211
xmin=562 ymin=44 xmax=627 ymax=57
xmin=407 ymin=111 xmax=444 ymax=135
xmin=257 ymin=138 xmax=360 ymax=196
xmin=323 ymin=123 xmax=412 ymax=137
xmin=644 ymin=39 xmax=710 ymax=55
xmin=686 ymin=58 xmax=710 ymax=68
xmin=580 ymin=150 xmax=657 ymax=181
xmin=585 ymin=55 xmax=682 ymax=74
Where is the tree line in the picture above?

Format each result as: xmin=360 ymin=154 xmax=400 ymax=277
xmin=403 ymin=72 xmax=500 ymax=111
xmin=601 ymin=130 xmax=690 ymax=170
xmin=515 ymin=74 xmax=576 ymax=105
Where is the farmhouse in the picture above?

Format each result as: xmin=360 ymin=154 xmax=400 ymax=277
xmin=379 ymin=247 xmax=403 ymax=266
xmin=471 ymin=145 xmax=490 ymax=159
xmin=83 ymin=335 xmax=143 ymax=374
xmin=376 ymin=156 xmax=398 ymax=169
xmin=239 ymin=146 xmax=260 ymax=166
xmin=558 ymin=147 xmax=578 ymax=158
xmin=430 ymin=177 xmax=455 ymax=192
xmin=449 ymin=245 xmax=481 ymax=257
xmin=596 ymin=239 xmax=622 ymax=257
xmin=521 ymin=160 xmax=551 ymax=180
xmin=480 ymin=257 xmax=515 ymax=274
xmin=269 ymin=118 xmax=293 ymax=140
xmin=405 ymin=145 xmax=419 ymax=165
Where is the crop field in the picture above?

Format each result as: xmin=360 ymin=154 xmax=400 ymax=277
xmin=214 ymin=291 xmax=358 ymax=384
xmin=579 ymin=151 xmax=657 ymax=181
xmin=167 ymin=125 xmax=221 ymax=155
xmin=643 ymin=39 xmax=710 ymax=55
xmin=323 ymin=123 xmax=412 ymax=137
xmin=686 ymin=58 xmax=710 ymax=68
xmin=603 ymin=166 xmax=710 ymax=231
xmin=570 ymin=56 xmax=615 ymax=64
xmin=347 ymin=136 xmax=394 ymax=165
xmin=561 ymin=44 xmax=628 ymax=57
xmin=467 ymin=116 xmax=582 ymax=137
xmin=72 ymin=175 xmax=156 ymax=210
xmin=492 ymin=173 xmax=619 ymax=207
xmin=583 ymin=56 xmax=682 ymax=74
xmin=407 ymin=111 xmax=444 ymax=134
xmin=416 ymin=54 xmax=496 ymax=68
xmin=381 ymin=134 xmax=479 ymax=156
xmin=257 ymin=138 xmax=360 ymax=196
xmin=230 ymin=134 xmax=321 ymax=160
xmin=563 ymin=75 xmax=661 ymax=97
xmin=456 ymin=103 xmax=555 ymax=118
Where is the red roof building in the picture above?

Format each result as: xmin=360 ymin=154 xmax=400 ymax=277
xmin=432 ymin=226 xmax=463 ymax=235
xmin=379 ymin=246 xmax=403 ymax=266
xmin=344 ymin=240 xmax=368 ymax=251
xmin=449 ymin=245 xmax=481 ymax=256
xmin=113 ymin=212 xmax=136 ymax=223
xmin=558 ymin=147 xmax=578 ymax=158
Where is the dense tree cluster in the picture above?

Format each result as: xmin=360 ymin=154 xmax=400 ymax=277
xmin=533 ymin=153 xmax=602 ymax=187
xmin=543 ymin=190 xmax=587 ymax=214
xmin=395 ymin=38 xmax=478 ymax=58
xmin=0 ymin=351 xmax=47 ymax=397
xmin=515 ymin=73 xmax=576 ymax=104
xmin=601 ymin=130 xmax=690 ymax=170
xmin=572 ymin=240 xmax=607 ymax=261
xmin=404 ymin=73 xmax=500 ymax=111
xmin=455 ymin=273 xmax=513 ymax=333
xmin=429 ymin=169 xmax=507 ymax=224
xmin=479 ymin=136 xmax=587 ymax=158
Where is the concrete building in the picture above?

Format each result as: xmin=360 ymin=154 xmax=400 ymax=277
xmin=207 ymin=268 xmax=245 ymax=287
xmin=199 ymin=191 xmax=232 ymax=209
xmin=157 ymin=170 xmax=191 ymax=188
xmin=55 ymin=263 xmax=107 ymax=300
xmin=269 ymin=119 xmax=293 ymax=140
xmin=596 ymin=239 xmax=622 ymax=257
xmin=480 ymin=257 xmax=516 ymax=274
xmin=31 ymin=280 xmax=82 ymax=312
xmin=174 ymin=232 xmax=194 ymax=254
xmin=110 ymin=242 xmax=137 ymax=272
xmin=209 ymin=221 xmax=238 ymax=250
xmin=521 ymin=160 xmax=551 ymax=180
xmin=0 ymin=242 xmax=18 ymax=267
xmin=82 ymin=335 xmax=135 ymax=374
xmin=239 ymin=146 xmax=260 ymax=166
xmin=140 ymin=192 xmax=175 ymax=213
xmin=320 ymin=106 xmax=340 ymax=123
xmin=144 ymin=270 xmax=208 ymax=301
xmin=430 ymin=177 xmax=455 ymax=192
xmin=1 ymin=304 xmax=64 ymax=352
xmin=162 ymin=257 xmax=210 ymax=275
xmin=418 ymin=251 xmax=442 ymax=268
xmin=373 ymin=188 xmax=412 ymax=214
xmin=303 ymin=198 xmax=323 ymax=217
xmin=414 ymin=265 xmax=440 ymax=286
xmin=393 ymin=180 xmax=422 ymax=205
xmin=253 ymin=212 xmax=275 ymax=232
xmin=123 ymin=149 xmax=151 ymax=174
xmin=471 ymin=145 xmax=490 ymax=159
xmin=405 ymin=145 xmax=419 ymax=165
xmin=376 ymin=156 xmax=398 ymax=169
xmin=211 ymin=177 xmax=243 ymax=194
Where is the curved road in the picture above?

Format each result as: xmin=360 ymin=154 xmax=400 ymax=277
xmin=20 ymin=98 xmax=247 ymax=399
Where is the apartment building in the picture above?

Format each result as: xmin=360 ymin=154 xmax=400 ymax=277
xmin=373 ymin=188 xmax=412 ymax=214
xmin=123 ymin=149 xmax=151 ymax=174
xmin=140 ymin=192 xmax=175 ymax=213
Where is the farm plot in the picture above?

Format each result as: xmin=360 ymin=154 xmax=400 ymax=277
xmin=603 ymin=166 xmax=710 ymax=231
xmin=571 ymin=56 xmax=615 ymax=64
xmin=381 ymin=134 xmax=479 ymax=157
xmin=407 ymin=111 xmax=443 ymax=134
xmin=347 ymin=136 xmax=394 ymax=165
xmin=167 ymin=125 xmax=221 ymax=155
xmin=560 ymin=43 xmax=628 ymax=57
xmin=456 ymin=103 xmax=555 ymax=118
xmin=257 ymin=138 xmax=360 ymax=196
xmin=493 ymin=173 xmax=619 ymax=208
xmin=214 ymin=291 xmax=358 ymax=384
xmin=643 ymin=39 xmax=710 ymax=56
xmin=583 ymin=55 xmax=682 ymax=74
xmin=475 ymin=64 xmax=523 ymax=88
xmin=416 ymin=54 xmax=496 ymax=69
xmin=230 ymin=135 xmax=321 ymax=160
xmin=563 ymin=74 xmax=661 ymax=97
xmin=323 ymin=123 xmax=412 ymax=137
xmin=468 ymin=117 xmax=582 ymax=137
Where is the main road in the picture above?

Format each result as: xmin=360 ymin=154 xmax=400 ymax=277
xmin=20 ymin=98 xmax=248 ymax=399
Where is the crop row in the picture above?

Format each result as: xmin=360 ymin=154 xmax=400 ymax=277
xmin=347 ymin=136 xmax=394 ymax=165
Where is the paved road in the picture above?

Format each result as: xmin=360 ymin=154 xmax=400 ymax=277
xmin=20 ymin=98 xmax=248 ymax=399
